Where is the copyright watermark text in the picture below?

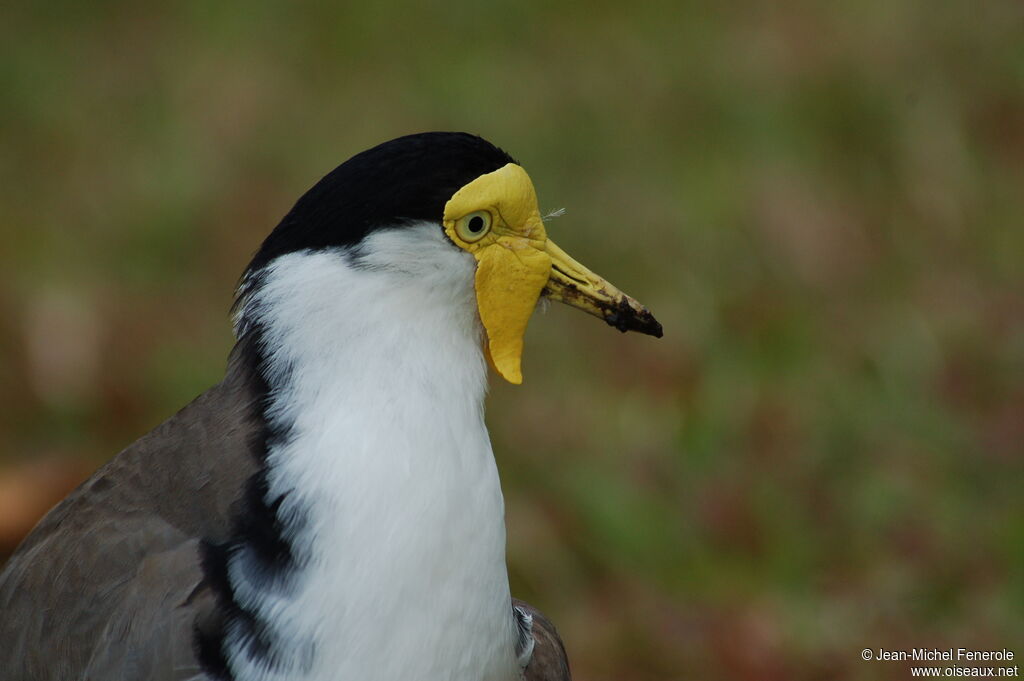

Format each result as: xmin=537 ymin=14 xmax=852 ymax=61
xmin=861 ymin=648 xmax=1018 ymax=677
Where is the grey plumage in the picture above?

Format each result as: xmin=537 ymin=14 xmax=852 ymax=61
xmin=0 ymin=348 xmax=256 ymax=680
xmin=514 ymin=601 xmax=572 ymax=681
xmin=0 ymin=346 xmax=570 ymax=680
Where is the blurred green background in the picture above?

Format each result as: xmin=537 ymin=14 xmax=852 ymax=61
xmin=1 ymin=1 xmax=1022 ymax=679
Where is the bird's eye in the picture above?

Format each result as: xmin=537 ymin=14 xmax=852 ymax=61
xmin=455 ymin=211 xmax=492 ymax=242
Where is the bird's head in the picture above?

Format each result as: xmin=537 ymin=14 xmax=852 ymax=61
xmin=242 ymin=132 xmax=662 ymax=384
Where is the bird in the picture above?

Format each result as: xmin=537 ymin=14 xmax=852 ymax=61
xmin=0 ymin=132 xmax=662 ymax=681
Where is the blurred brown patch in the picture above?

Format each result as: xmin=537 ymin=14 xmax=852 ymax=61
xmin=707 ymin=602 xmax=789 ymax=681
xmin=753 ymin=167 xmax=871 ymax=289
xmin=0 ymin=458 xmax=94 ymax=560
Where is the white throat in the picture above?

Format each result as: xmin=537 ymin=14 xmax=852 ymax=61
xmin=228 ymin=223 xmax=519 ymax=681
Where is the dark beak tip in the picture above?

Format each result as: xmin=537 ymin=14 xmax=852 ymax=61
xmin=606 ymin=298 xmax=664 ymax=338
xmin=637 ymin=314 xmax=664 ymax=338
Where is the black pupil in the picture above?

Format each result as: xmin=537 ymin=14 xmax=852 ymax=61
xmin=468 ymin=215 xmax=485 ymax=233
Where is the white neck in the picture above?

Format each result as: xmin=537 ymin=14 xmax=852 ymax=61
xmin=227 ymin=224 xmax=519 ymax=681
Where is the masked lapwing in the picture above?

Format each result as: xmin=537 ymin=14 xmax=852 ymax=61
xmin=0 ymin=132 xmax=662 ymax=681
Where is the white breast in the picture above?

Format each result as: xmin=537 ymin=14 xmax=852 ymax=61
xmin=227 ymin=223 xmax=520 ymax=681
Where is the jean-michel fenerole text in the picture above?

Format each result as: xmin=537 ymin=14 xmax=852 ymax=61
xmin=873 ymin=649 xmax=1015 ymax=662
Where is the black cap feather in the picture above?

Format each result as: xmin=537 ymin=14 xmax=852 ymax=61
xmin=246 ymin=132 xmax=516 ymax=273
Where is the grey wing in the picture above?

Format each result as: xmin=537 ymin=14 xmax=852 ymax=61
xmin=0 ymin=511 xmax=219 ymax=681
xmin=81 ymin=536 xmax=216 ymax=681
xmin=0 ymin=359 xmax=258 ymax=681
xmin=513 ymin=599 xmax=572 ymax=681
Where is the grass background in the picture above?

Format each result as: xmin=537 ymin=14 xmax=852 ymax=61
xmin=1 ymin=2 xmax=1022 ymax=679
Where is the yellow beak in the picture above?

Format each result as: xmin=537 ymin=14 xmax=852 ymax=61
xmin=542 ymin=239 xmax=663 ymax=338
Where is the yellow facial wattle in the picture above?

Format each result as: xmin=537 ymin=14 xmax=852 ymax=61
xmin=443 ymin=163 xmax=662 ymax=385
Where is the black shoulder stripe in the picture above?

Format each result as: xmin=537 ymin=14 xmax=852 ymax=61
xmin=195 ymin=325 xmax=307 ymax=678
